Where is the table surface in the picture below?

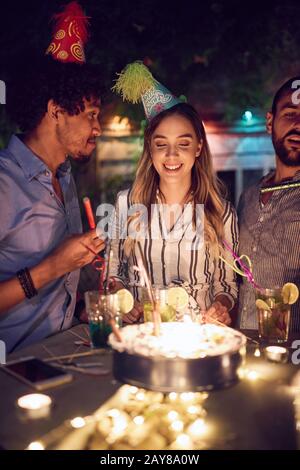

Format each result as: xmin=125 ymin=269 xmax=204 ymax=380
xmin=0 ymin=325 xmax=299 ymax=450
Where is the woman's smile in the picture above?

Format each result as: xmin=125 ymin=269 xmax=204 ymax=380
xmin=163 ymin=163 xmax=183 ymax=173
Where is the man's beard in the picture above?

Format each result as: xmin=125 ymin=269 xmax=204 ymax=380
xmin=272 ymin=131 xmax=300 ymax=167
xmin=70 ymin=152 xmax=93 ymax=165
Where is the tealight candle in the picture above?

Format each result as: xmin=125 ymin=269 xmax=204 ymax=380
xmin=70 ymin=416 xmax=86 ymax=429
xmin=17 ymin=393 xmax=52 ymax=419
xmin=27 ymin=441 xmax=45 ymax=450
xmin=265 ymin=346 xmax=288 ymax=363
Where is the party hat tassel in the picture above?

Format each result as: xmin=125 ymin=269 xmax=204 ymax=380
xmin=112 ymin=61 xmax=155 ymax=104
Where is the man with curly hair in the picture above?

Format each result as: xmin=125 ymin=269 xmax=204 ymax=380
xmin=0 ymin=47 xmax=105 ymax=351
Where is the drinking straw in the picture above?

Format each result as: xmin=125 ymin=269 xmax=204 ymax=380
xmin=82 ymin=197 xmax=106 ymax=293
xmin=208 ymin=317 xmax=259 ymax=345
xmin=83 ymin=197 xmax=96 ymax=229
xmin=82 ymin=200 xmax=121 ymax=342
xmin=43 ymin=350 xmax=105 ymax=363
xmin=220 ymin=240 xmax=262 ymax=291
xmin=136 ymin=241 xmax=160 ymax=336
xmin=260 ymin=181 xmax=300 ymax=194
xmin=104 ymin=245 xmax=113 ymax=294
xmin=80 ymin=243 xmax=102 ymax=262
xmin=80 ymin=242 xmax=106 ymax=293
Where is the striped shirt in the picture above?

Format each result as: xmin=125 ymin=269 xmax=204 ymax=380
xmin=238 ymin=170 xmax=300 ymax=331
xmin=110 ymin=189 xmax=238 ymax=311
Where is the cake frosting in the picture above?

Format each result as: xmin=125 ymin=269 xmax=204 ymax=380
xmin=109 ymin=322 xmax=246 ymax=359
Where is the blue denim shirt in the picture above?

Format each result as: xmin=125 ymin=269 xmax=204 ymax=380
xmin=0 ymin=135 xmax=82 ymax=352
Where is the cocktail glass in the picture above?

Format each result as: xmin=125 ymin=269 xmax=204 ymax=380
xmin=255 ymin=287 xmax=291 ymax=343
xmin=84 ymin=291 xmax=122 ymax=348
xmin=142 ymin=286 xmax=176 ymax=322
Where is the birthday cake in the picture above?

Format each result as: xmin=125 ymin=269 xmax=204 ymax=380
xmin=109 ymin=323 xmax=246 ymax=392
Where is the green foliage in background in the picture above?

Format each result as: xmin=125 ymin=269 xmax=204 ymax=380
xmin=1 ymin=0 xmax=300 ymax=138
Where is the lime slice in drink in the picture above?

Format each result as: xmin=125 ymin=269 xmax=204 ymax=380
xmin=167 ymin=286 xmax=189 ymax=310
xmin=160 ymin=305 xmax=176 ymax=322
xmin=116 ymin=288 xmax=134 ymax=314
xmin=255 ymin=299 xmax=271 ymax=311
xmin=281 ymin=283 xmax=299 ymax=305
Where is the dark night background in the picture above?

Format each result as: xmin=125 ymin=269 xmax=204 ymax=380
xmin=1 ymin=0 xmax=300 ymax=142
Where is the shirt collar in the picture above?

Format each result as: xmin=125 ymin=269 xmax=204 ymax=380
xmin=56 ymin=159 xmax=72 ymax=178
xmin=261 ymin=168 xmax=300 ymax=187
xmin=7 ymin=134 xmax=48 ymax=181
xmin=7 ymin=134 xmax=72 ymax=181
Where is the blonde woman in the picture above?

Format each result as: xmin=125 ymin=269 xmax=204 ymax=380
xmin=109 ymin=102 xmax=238 ymax=325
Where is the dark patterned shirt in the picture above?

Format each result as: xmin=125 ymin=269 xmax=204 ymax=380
xmin=238 ymin=170 xmax=300 ymax=331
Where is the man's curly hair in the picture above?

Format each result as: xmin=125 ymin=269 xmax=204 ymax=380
xmin=7 ymin=56 xmax=104 ymax=133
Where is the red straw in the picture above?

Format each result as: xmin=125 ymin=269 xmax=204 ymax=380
xmin=82 ymin=198 xmax=120 ymax=340
xmin=82 ymin=197 xmax=105 ymax=292
xmin=83 ymin=197 xmax=96 ymax=229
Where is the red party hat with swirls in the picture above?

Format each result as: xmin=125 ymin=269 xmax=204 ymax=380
xmin=45 ymin=1 xmax=89 ymax=64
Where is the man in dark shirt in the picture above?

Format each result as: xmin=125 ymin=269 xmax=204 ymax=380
xmin=238 ymin=77 xmax=300 ymax=332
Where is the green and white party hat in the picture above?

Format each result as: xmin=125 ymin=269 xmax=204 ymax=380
xmin=112 ymin=61 xmax=181 ymax=121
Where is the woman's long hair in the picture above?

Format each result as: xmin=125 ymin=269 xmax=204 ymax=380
xmin=125 ymin=103 xmax=226 ymax=255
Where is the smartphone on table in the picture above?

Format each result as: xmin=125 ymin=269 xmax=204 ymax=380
xmin=0 ymin=356 xmax=73 ymax=390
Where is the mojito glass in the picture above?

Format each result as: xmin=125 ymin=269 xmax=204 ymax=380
xmin=85 ymin=292 xmax=122 ymax=348
xmin=142 ymin=286 xmax=176 ymax=322
xmin=255 ymin=288 xmax=291 ymax=343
